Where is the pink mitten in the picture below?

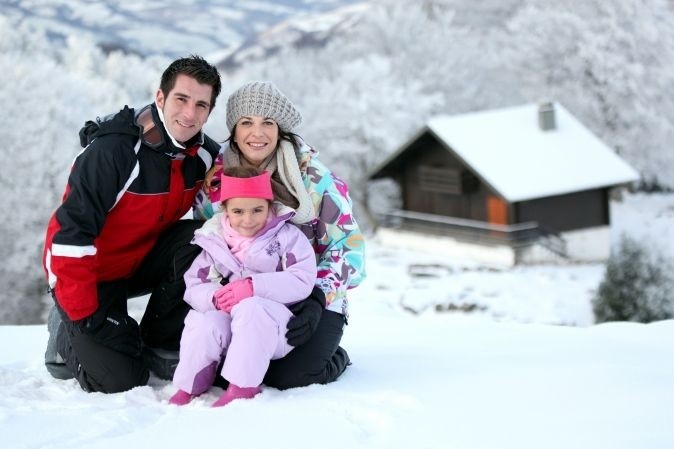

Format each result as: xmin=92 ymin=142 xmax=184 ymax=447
xmin=213 ymin=286 xmax=230 ymax=311
xmin=213 ymin=279 xmax=254 ymax=312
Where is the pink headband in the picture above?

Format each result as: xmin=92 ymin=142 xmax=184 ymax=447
xmin=220 ymin=171 xmax=274 ymax=202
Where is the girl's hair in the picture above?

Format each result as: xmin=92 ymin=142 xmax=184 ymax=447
xmin=222 ymin=165 xmax=264 ymax=178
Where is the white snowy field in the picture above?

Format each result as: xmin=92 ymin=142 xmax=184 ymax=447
xmin=2 ymin=192 xmax=674 ymax=449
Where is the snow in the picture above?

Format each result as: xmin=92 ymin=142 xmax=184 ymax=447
xmin=3 ymin=192 xmax=674 ymax=449
xmin=427 ymin=103 xmax=641 ymax=202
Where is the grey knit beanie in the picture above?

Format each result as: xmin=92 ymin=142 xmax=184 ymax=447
xmin=226 ymin=81 xmax=303 ymax=133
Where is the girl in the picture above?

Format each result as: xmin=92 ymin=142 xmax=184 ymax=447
xmin=170 ymin=166 xmax=316 ymax=407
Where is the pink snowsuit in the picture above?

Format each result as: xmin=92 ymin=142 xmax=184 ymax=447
xmin=172 ymin=211 xmax=317 ymax=394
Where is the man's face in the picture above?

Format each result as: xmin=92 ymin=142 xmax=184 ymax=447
xmin=155 ymin=74 xmax=213 ymax=144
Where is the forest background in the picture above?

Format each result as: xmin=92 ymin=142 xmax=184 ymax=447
xmin=1 ymin=0 xmax=673 ymax=323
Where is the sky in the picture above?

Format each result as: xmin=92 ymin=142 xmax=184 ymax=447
xmin=2 ymin=192 xmax=674 ymax=449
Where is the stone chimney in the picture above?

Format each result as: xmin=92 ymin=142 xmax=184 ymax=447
xmin=538 ymin=101 xmax=556 ymax=131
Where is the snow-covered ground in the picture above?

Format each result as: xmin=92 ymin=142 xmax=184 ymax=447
xmin=2 ymin=192 xmax=674 ymax=449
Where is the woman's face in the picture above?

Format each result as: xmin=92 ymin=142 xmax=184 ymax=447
xmin=233 ymin=115 xmax=280 ymax=167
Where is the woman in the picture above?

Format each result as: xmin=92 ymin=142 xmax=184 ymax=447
xmin=193 ymin=81 xmax=365 ymax=389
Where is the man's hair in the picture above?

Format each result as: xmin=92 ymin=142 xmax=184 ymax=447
xmin=159 ymin=55 xmax=222 ymax=110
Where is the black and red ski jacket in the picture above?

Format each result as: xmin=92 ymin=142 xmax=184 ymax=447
xmin=43 ymin=104 xmax=219 ymax=321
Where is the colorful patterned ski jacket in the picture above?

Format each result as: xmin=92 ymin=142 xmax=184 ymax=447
xmin=193 ymin=140 xmax=366 ymax=317
xmin=184 ymin=211 xmax=317 ymax=312
xmin=43 ymin=104 xmax=219 ymax=321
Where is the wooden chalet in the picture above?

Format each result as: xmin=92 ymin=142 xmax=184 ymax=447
xmin=368 ymin=102 xmax=640 ymax=266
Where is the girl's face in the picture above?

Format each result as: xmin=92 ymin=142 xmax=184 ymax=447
xmin=224 ymin=197 xmax=270 ymax=237
xmin=233 ymin=115 xmax=280 ymax=167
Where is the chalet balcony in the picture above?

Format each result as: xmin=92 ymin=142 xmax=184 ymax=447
xmin=377 ymin=209 xmax=568 ymax=259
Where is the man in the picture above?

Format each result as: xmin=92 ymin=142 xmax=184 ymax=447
xmin=43 ymin=55 xmax=222 ymax=393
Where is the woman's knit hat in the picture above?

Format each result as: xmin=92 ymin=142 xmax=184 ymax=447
xmin=220 ymin=170 xmax=274 ymax=202
xmin=226 ymin=81 xmax=303 ymax=133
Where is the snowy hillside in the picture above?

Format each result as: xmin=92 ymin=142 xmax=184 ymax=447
xmin=0 ymin=0 xmax=362 ymax=58
xmin=3 ymin=312 xmax=674 ymax=449
xmin=215 ymin=2 xmax=369 ymax=69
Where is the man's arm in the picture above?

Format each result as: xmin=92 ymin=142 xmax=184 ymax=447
xmin=46 ymin=136 xmax=136 ymax=320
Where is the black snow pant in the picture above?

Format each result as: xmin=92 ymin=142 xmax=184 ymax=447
xmin=55 ymin=219 xmax=203 ymax=393
xmin=58 ymin=281 xmax=149 ymax=394
xmin=212 ymin=308 xmax=351 ymax=390
xmin=133 ymin=220 xmax=204 ymax=351
xmin=265 ymin=309 xmax=350 ymax=389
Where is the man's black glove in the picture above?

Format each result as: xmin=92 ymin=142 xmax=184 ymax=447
xmin=72 ymin=308 xmax=142 ymax=358
xmin=286 ymin=287 xmax=326 ymax=347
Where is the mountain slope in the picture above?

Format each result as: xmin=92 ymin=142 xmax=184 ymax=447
xmin=1 ymin=0 xmax=362 ymax=58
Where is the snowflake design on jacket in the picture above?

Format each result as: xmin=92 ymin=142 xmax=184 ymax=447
xmin=265 ymin=238 xmax=281 ymax=256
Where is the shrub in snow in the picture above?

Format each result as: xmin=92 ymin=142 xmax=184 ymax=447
xmin=592 ymin=234 xmax=674 ymax=323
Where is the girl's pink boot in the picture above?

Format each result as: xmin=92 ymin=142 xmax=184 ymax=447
xmin=168 ymin=389 xmax=196 ymax=406
xmin=212 ymin=384 xmax=261 ymax=407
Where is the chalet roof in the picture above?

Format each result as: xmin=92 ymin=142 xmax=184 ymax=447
xmin=371 ymin=102 xmax=640 ymax=203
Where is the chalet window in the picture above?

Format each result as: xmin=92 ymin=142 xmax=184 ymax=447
xmin=461 ymin=170 xmax=479 ymax=194
xmin=418 ymin=166 xmax=462 ymax=195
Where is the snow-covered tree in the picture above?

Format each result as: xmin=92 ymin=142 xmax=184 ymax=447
xmin=0 ymin=17 xmax=166 ymax=323
xmin=592 ymin=234 xmax=674 ymax=323
xmin=505 ymin=0 xmax=674 ymax=188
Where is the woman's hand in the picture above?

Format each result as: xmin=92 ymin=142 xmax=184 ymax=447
xmin=286 ymin=287 xmax=326 ymax=346
xmin=205 ymin=164 xmax=223 ymax=202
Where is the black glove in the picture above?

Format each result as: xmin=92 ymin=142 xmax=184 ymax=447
xmin=72 ymin=308 xmax=142 ymax=358
xmin=286 ymin=287 xmax=326 ymax=347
